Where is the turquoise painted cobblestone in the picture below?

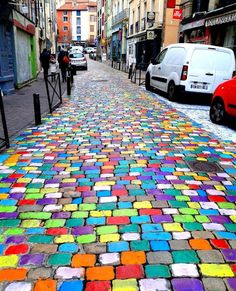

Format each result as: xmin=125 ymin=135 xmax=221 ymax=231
xmin=0 ymin=62 xmax=235 ymax=290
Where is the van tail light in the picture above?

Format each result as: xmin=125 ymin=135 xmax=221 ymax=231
xmin=181 ymin=65 xmax=188 ymax=81
xmin=232 ymin=71 xmax=236 ymax=77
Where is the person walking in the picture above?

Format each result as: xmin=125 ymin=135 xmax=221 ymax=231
xmin=58 ymin=50 xmax=69 ymax=82
xmin=49 ymin=54 xmax=58 ymax=82
xmin=40 ymin=48 xmax=50 ymax=80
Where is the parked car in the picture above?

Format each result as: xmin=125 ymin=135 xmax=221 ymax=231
xmin=84 ymin=47 xmax=96 ymax=54
xmin=209 ymin=77 xmax=236 ymax=124
xmin=69 ymin=46 xmax=83 ymax=53
xmin=69 ymin=52 xmax=87 ymax=71
xmin=145 ymin=43 xmax=236 ymax=101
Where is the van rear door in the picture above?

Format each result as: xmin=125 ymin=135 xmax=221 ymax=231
xmin=186 ymin=47 xmax=233 ymax=94
xmin=186 ymin=48 xmax=215 ymax=93
xmin=211 ymin=49 xmax=234 ymax=91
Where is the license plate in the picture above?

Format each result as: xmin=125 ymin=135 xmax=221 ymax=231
xmin=191 ymin=84 xmax=208 ymax=90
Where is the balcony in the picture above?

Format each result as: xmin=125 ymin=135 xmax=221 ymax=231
xmin=112 ymin=8 xmax=129 ymax=26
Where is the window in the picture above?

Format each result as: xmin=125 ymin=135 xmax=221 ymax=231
xmin=155 ymin=49 xmax=167 ymax=64
xmin=63 ymin=35 xmax=67 ymax=41
xmin=90 ymin=15 xmax=95 ymax=22
xmin=76 ymin=18 xmax=81 ymax=25
xmin=76 ymin=11 xmax=81 ymax=16
xmin=77 ymin=35 xmax=81 ymax=41
xmin=90 ymin=35 xmax=94 ymax=41
xmin=63 ymin=26 xmax=68 ymax=31
xmin=89 ymin=7 xmax=96 ymax=12
xmin=152 ymin=0 xmax=155 ymax=11
xmin=63 ymin=16 xmax=68 ymax=22
xmin=63 ymin=11 xmax=67 ymax=15
xmin=90 ymin=25 xmax=94 ymax=32
xmin=76 ymin=26 xmax=81 ymax=34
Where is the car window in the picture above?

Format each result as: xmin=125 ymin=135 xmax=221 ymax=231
xmin=155 ymin=49 xmax=168 ymax=64
xmin=69 ymin=53 xmax=83 ymax=58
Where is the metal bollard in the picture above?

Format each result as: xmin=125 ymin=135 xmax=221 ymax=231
xmin=33 ymin=93 xmax=41 ymax=125
xmin=128 ymin=65 xmax=132 ymax=79
xmin=70 ymin=69 xmax=74 ymax=84
xmin=67 ymin=76 xmax=71 ymax=95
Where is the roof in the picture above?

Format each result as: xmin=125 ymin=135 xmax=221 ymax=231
xmin=57 ymin=1 xmax=96 ymax=10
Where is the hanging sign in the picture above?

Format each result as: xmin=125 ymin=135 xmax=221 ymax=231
xmin=173 ymin=9 xmax=182 ymax=20
xmin=167 ymin=0 xmax=176 ymax=8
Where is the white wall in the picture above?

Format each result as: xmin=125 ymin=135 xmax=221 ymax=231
xmin=71 ymin=11 xmax=77 ymax=41
xmin=81 ymin=11 xmax=89 ymax=41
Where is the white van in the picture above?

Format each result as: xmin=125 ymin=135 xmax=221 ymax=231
xmin=145 ymin=43 xmax=236 ymax=101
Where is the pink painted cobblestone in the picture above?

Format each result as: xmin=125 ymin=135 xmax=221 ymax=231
xmin=0 ymin=61 xmax=235 ymax=290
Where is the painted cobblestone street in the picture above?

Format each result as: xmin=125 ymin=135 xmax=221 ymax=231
xmin=0 ymin=60 xmax=236 ymax=290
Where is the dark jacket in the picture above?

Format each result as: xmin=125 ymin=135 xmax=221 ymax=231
xmin=40 ymin=50 xmax=50 ymax=69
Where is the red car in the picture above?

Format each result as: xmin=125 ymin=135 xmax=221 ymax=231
xmin=210 ymin=77 xmax=236 ymax=124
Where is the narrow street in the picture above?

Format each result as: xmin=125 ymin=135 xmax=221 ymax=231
xmin=0 ymin=59 xmax=236 ymax=291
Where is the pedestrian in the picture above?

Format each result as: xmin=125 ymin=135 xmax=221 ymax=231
xmin=40 ymin=48 xmax=50 ymax=80
xmin=49 ymin=54 xmax=57 ymax=82
xmin=58 ymin=50 xmax=70 ymax=82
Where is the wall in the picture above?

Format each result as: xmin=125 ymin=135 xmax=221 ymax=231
xmin=163 ymin=0 xmax=181 ymax=48
xmin=57 ymin=10 xmax=72 ymax=46
xmin=81 ymin=11 xmax=89 ymax=41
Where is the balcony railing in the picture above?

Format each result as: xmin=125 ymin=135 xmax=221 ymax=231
xmin=112 ymin=8 xmax=129 ymax=26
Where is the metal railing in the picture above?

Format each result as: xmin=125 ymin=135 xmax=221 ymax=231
xmin=112 ymin=8 xmax=129 ymax=26
xmin=111 ymin=60 xmax=129 ymax=73
xmin=45 ymin=72 xmax=62 ymax=114
xmin=129 ymin=62 xmax=149 ymax=86
xmin=0 ymin=90 xmax=9 ymax=149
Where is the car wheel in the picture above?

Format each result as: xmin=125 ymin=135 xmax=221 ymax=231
xmin=167 ymin=81 xmax=176 ymax=101
xmin=145 ymin=74 xmax=151 ymax=91
xmin=210 ymin=99 xmax=226 ymax=124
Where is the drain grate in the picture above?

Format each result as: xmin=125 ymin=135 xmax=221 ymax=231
xmin=186 ymin=160 xmax=224 ymax=173
xmin=91 ymin=79 xmax=108 ymax=82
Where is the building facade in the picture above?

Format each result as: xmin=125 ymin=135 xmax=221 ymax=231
xmin=180 ymin=0 xmax=236 ymax=58
xmin=57 ymin=1 xmax=97 ymax=48
xmin=0 ymin=0 xmax=56 ymax=94
xmin=111 ymin=0 xmax=129 ymax=62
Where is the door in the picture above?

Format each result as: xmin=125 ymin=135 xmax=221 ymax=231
xmin=211 ymin=50 xmax=233 ymax=91
xmin=187 ymin=48 xmax=215 ymax=94
xmin=15 ymin=28 xmax=32 ymax=86
xmin=227 ymin=78 xmax=236 ymax=116
xmin=150 ymin=48 xmax=168 ymax=90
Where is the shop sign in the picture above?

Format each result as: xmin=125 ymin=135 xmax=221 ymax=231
xmin=167 ymin=0 xmax=176 ymax=8
xmin=147 ymin=12 xmax=155 ymax=23
xmin=146 ymin=30 xmax=155 ymax=40
xmin=206 ymin=12 xmax=236 ymax=27
xmin=173 ymin=9 xmax=182 ymax=20
xmin=180 ymin=19 xmax=205 ymax=32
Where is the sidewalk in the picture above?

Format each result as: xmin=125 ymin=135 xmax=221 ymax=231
xmin=0 ymin=72 xmax=67 ymax=141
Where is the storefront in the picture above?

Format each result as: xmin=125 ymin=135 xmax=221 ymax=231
xmin=205 ymin=11 xmax=236 ymax=57
xmin=135 ymin=28 xmax=162 ymax=66
xmin=179 ymin=19 xmax=208 ymax=44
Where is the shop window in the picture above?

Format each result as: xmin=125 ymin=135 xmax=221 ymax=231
xmin=224 ymin=24 xmax=236 ymax=57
